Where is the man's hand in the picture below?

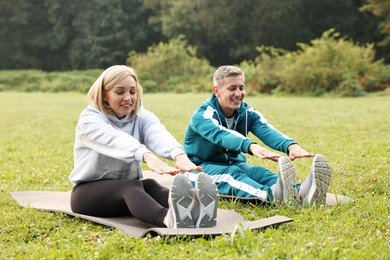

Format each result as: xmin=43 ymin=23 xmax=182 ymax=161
xmin=288 ymin=144 xmax=315 ymax=161
xmin=249 ymin=143 xmax=281 ymax=162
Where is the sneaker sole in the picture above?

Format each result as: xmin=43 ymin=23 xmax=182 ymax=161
xmin=304 ymin=154 xmax=332 ymax=205
xmin=278 ymin=157 xmax=299 ymax=203
xmin=195 ymin=173 xmax=218 ymax=228
xmin=170 ymin=175 xmax=195 ymax=228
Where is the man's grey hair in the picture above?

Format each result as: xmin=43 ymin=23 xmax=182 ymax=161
xmin=213 ymin=65 xmax=245 ymax=88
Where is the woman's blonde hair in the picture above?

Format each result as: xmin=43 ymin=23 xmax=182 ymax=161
xmin=87 ymin=65 xmax=143 ymax=115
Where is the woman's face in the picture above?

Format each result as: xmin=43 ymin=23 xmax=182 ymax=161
xmin=103 ymin=75 xmax=138 ymax=119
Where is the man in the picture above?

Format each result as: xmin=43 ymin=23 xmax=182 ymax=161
xmin=183 ymin=65 xmax=331 ymax=205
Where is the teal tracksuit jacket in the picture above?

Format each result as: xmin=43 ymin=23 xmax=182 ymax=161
xmin=183 ymin=94 xmax=297 ymax=201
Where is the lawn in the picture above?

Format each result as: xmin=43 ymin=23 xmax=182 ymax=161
xmin=0 ymin=92 xmax=389 ymax=259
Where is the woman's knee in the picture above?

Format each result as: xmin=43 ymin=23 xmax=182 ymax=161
xmin=141 ymin=178 xmax=159 ymax=187
xmin=120 ymin=179 xmax=145 ymax=196
xmin=121 ymin=179 xmax=143 ymax=188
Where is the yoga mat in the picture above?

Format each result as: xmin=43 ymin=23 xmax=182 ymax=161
xmin=10 ymin=190 xmax=292 ymax=238
xmin=12 ymin=170 xmax=349 ymax=238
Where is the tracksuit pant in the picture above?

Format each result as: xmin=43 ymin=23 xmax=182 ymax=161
xmin=184 ymin=162 xmax=278 ymax=202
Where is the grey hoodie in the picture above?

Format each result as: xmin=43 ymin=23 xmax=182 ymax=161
xmin=69 ymin=105 xmax=184 ymax=184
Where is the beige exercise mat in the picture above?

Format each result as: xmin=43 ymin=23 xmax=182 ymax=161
xmin=10 ymin=190 xmax=293 ymax=238
xmin=143 ymin=171 xmax=353 ymax=206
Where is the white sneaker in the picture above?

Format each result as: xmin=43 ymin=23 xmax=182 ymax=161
xmin=166 ymin=174 xmax=195 ymax=228
xmin=273 ymin=156 xmax=299 ymax=203
xmin=300 ymin=154 xmax=332 ymax=205
xmin=191 ymin=172 xmax=218 ymax=228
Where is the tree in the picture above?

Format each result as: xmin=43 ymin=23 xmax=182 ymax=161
xmin=0 ymin=0 xmax=160 ymax=70
xmin=45 ymin=0 xmax=159 ymax=70
xmin=361 ymin=0 xmax=390 ymax=45
xmin=143 ymin=0 xmax=388 ymax=65
xmin=144 ymin=0 xmax=241 ymax=65
xmin=0 ymin=0 xmax=45 ymax=69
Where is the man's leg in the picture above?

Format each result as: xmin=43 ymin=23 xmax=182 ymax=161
xmin=184 ymin=163 xmax=272 ymax=202
xmin=237 ymin=163 xmax=278 ymax=187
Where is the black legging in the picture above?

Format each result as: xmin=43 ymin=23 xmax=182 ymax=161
xmin=70 ymin=178 xmax=169 ymax=227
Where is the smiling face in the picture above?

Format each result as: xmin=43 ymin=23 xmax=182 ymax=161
xmin=103 ymin=75 xmax=138 ymax=119
xmin=212 ymin=74 xmax=245 ymax=118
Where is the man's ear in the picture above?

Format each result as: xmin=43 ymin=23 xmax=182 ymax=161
xmin=212 ymin=85 xmax=219 ymax=97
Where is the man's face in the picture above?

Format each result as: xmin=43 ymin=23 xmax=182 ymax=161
xmin=212 ymin=75 xmax=245 ymax=118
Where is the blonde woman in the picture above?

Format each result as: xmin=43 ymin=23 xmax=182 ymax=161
xmin=69 ymin=65 xmax=218 ymax=228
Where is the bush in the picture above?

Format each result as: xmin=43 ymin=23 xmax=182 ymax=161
xmin=126 ymin=35 xmax=214 ymax=93
xmin=0 ymin=70 xmax=100 ymax=93
xmin=241 ymin=29 xmax=390 ymax=97
xmin=0 ymin=70 xmax=44 ymax=92
xmin=239 ymin=46 xmax=286 ymax=95
xmin=1 ymin=30 xmax=389 ymax=97
xmin=277 ymin=29 xmax=390 ymax=96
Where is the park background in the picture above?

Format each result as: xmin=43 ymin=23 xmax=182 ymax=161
xmin=1 ymin=0 xmax=390 ymax=97
xmin=0 ymin=0 xmax=389 ymax=259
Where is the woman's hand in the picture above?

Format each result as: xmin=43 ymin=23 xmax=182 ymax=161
xmin=174 ymin=153 xmax=203 ymax=172
xmin=143 ymin=153 xmax=181 ymax=175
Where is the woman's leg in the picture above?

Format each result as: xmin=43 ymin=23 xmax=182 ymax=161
xmin=71 ymin=179 xmax=168 ymax=227
xmin=141 ymin=178 xmax=169 ymax=208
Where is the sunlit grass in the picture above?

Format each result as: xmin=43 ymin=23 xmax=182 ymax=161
xmin=0 ymin=92 xmax=389 ymax=259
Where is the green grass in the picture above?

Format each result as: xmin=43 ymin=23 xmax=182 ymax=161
xmin=0 ymin=92 xmax=389 ymax=259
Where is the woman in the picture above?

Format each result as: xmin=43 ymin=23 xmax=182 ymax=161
xmin=69 ymin=65 xmax=218 ymax=228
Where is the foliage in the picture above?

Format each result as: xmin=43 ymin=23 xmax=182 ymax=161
xmin=0 ymin=92 xmax=389 ymax=259
xmin=243 ymin=29 xmax=390 ymax=97
xmin=278 ymin=29 xmax=390 ymax=96
xmin=0 ymin=70 xmax=101 ymax=93
xmin=127 ymin=36 xmax=214 ymax=93
xmin=361 ymin=0 xmax=390 ymax=45
xmin=1 ymin=30 xmax=390 ymax=96
xmin=144 ymin=0 xmax=252 ymax=65
xmin=0 ymin=0 xmax=158 ymax=71
xmin=142 ymin=0 xmax=388 ymax=66
xmin=239 ymin=47 xmax=287 ymax=95
xmin=1 ymin=0 xmax=390 ymax=70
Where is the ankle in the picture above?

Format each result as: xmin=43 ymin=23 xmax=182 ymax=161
xmin=163 ymin=213 xmax=168 ymax=227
